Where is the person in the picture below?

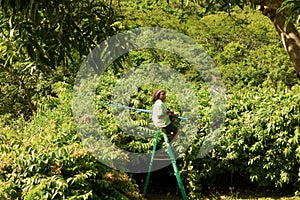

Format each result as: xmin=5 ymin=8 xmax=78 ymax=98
xmin=151 ymin=89 xmax=179 ymax=142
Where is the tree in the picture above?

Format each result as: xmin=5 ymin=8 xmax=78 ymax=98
xmin=177 ymin=0 xmax=300 ymax=79
xmin=186 ymin=0 xmax=300 ymax=78
xmin=0 ymin=0 xmax=122 ymax=117
xmin=254 ymin=0 xmax=300 ymax=78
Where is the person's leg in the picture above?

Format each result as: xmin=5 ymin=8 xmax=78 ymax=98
xmin=165 ymin=123 xmax=178 ymax=142
xmin=171 ymin=125 xmax=179 ymax=142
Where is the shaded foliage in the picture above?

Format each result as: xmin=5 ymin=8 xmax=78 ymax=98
xmin=0 ymin=0 xmax=123 ymax=118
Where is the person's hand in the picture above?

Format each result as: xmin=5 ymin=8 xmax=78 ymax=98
xmin=167 ymin=109 xmax=174 ymax=115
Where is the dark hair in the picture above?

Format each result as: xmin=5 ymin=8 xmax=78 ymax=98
xmin=151 ymin=89 xmax=165 ymax=102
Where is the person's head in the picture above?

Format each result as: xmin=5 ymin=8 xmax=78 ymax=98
xmin=151 ymin=89 xmax=166 ymax=102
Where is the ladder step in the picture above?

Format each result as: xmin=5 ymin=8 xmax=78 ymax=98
xmin=153 ymin=157 xmax=171 ymax=161
xmin=153 ymin=152 xmax=170 ymax=160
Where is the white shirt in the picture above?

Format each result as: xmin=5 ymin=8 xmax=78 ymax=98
xmin=152 ymin=99 xmax=171 ymax=128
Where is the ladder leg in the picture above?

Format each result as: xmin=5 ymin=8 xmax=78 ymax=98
xmin=143 ymin=130 xmax=160 ymax=197
xmin=161 ymin=131 xmax=188 ymax=200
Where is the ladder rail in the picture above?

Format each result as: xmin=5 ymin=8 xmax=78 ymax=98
xmin=143 ymin=130 xmax=160 ymax=196
xmin=161 ymin=131 xmax=187 ymax=200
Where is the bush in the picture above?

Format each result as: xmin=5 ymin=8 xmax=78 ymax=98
xmin=0 ymin=82 xmax=143 ymax=199
xmin=182 ymin=85 xmax=300 ymax=197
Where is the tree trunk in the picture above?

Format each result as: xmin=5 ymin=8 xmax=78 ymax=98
xmin=272 ymin=11 xmax=300 ymax=78
xmin=254 ymin=0 xmax=300 ymax=78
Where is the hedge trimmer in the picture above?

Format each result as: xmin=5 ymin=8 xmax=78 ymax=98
xmin=102 ymin=102 xmax=189 ymax=121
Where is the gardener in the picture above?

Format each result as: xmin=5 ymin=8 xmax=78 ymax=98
xmin=151 ymin=89 xmax=179 ymax=142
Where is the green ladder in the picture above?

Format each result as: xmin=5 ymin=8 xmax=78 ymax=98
xmin=143 ymin=130 xmax=187 ymax=200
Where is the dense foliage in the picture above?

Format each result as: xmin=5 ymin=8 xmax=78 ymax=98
xmin=0 ymin=0 xmax=122 ymax=118
xmin=0 ymin=82 xmax=142 ymax=199
xmin=182 ymin=85 xmax=300 ymax=198
xmin=118 ymin=2 xmax=300 ymax=197
xmin=0 ymin=0 xmax=299 ymax=199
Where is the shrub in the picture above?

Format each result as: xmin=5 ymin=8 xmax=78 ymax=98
xmin=182 ymin=85 xmax=300 ymax=197
xmin=0 ymin=82 xmax=143 ymax=199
